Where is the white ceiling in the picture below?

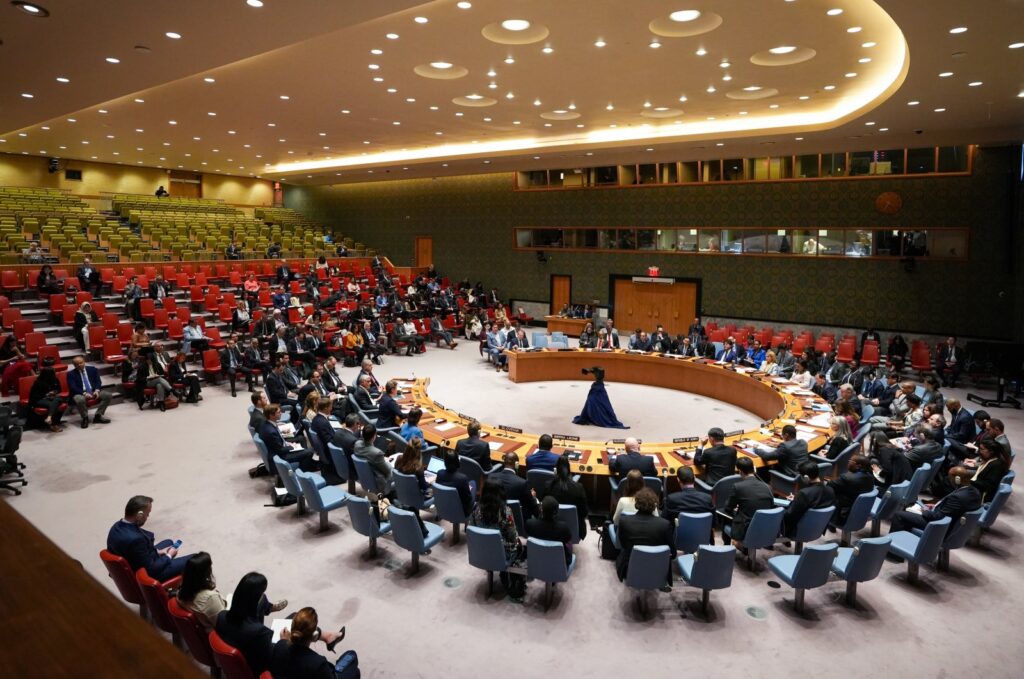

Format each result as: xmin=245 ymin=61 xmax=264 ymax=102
xmin=1 ymin=0 xmax=1022 ymax=186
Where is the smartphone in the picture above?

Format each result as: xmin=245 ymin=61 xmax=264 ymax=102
xmin=172 ymin=539 xmax=182 ymax=549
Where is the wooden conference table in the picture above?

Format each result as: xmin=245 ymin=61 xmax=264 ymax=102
xmin=396 ymin=349 xmax=832 ymax=489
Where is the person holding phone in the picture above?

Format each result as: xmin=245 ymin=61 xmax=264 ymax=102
xmin=106 ymin=495 xmax=194 ymax=580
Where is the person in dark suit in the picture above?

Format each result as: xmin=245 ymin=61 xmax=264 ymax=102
xmin=374 ymin=380 xmax=407 ymax=430
xmin=904 ymin=426 xmax=942 ymax=470
xmin=945 ymin=398 xmax=976 ymax=446
xmin=215 ymin=573 xmax=276 ymax=676
xmin=221 ymin=337 xmax=252 ymax=396
xmin=148 ymin=275 xmax=171 ymax=301
xmin=266 ymin=363 xmax=297 ymax=408
xmin=225 ymin=242 xmax=241 ymax=260
xmin=493 ymin=451 xmax=537 ymax=519
xmin=615 ymin=488 xmax=675 ymax=585
xmin=169 ymin=352 xmax=202 ymax=403
xmin=310 ymin=400 xmax=337 ymax=460
xmin=76 ymin=256 xmax=101 ymax=295
xmin=67 ymin=355 xmax=112 ymax=428
xmin=970 ymin=437 xmax=1011 ymax=502
xmin=436 ymin=450 xmax=475 ymax=515
xmin=694 ymin=428 xmax=738 ymax=486
xmin=812 ymin=373 xmax=837 ymax=402
xmin=270 ymin=607 xmax=357 ymax=679
xmin=331 ymin=414 xmax=361 ymax=494
xmin=609 ymin=437 xmax=656 ymax=479
xmin=276 ymin=260 xmax=295 ymax=285
xmin=525 ymin=433 xmax=561 ymax=471
xmin=828 ymin=455 xmax=875 ymax=524
xmin=541 ymin=456 xmax=589 ymax=541
xmin=758 ymin=424 xmax=809 ymax=477
xmin=782 ymin=462 xmax=836 ymax=537
xmin=259 ymin=404 xmax=316 ymax=471
xmin=353 ymin=424 xmax=393 ymax=495
xmin=890 ymin=467 xmax=982 ymax=534
xmin=352 ymin=375 xmax=376 ymax=411
xmin=249 ymin=392 xmax=270 ymax=431
xmin=456 ymin=420 xmax=492 ymax=470
xmin=526 ymin=496 xmax=573 ymax=565
xmin=723 ymin=457 xmax=775 ymax=544
xmin=353 ymin=359 xmax=381 ymax=396
xmin=662 ymin=466 xmax=713 ymax=524
xmin=106 ymin=495 xmax=192 ymax=580
xmin=938 ymin=336 xmax=963 ymax=387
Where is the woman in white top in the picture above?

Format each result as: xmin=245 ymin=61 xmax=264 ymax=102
xmin=759 ymin=350 xmax=780 ymax=376
xmin=346 ymin=280 xmax=360 ymax=296
xmin=176 ymin=552 xmax=286 ymax=631
xmin=612 ymin=470 xmax=660 ymax=525
xmin=791 ymin=361 xmax=816 ymax=390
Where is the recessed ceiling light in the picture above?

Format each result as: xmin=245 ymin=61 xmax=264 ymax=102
xmin=1018 ymin=91 xmax=1024 ymax=98
xmin=42 ymin=126 xmax=50 ymax=130
xmin=455 ymin=112 xmax=464 ymax=116
xmin=341 ymin=109 xmax=350 ymax=113
xmin=968 ymin=81 xmax=983 ymax=87
xmin=98 ymin=109 xmax=107 ymax=113
xmin=387 ymin=88 xmax=397 ymax=93
xmin=246 ymin=0 xmax=264 ymax=7
xmin=134 ymin=98 xmax=144 ymax=103
xmin=795 ymin=137 xmax=804 ymax=140
xmin=605 ymin=103 xmax=614 ymax=110
xmin=542 ymin=46 xmax=553 ymax=54
xmin=429 ymin=105 xmax=438 ymax=110
xmin=743 ymin=85 xmax=762 ymax=91
xmin=845 ymin=72 xmax=857 ymax=78
xmin=669 ymin=10 xmax=702 ymax=22
xmin=907 ymin=100 xmax=919 ymax=105
xmin=105 ymin=57 xmax=120 ymax=64
xmin=949 ymin=26 xmax=967 ymax=34
xmin=429 ymin=61 xmax=453 ymax=70
xmin=533 ymin=98 xmax=542 ymax=106
xmin=798 ymin=95 xmax=810 ymax=100
xmin=769 ymin=104 xmax=780 ymax=109
xmin=719 ymin=60 xmax=730 ymax=68
xmin=847 ymin=26 xmax=862 ymax=33
xmin=55 ymin=76 xmax=69 ymax=83
xmin=827 ymin=8 xmax=843 ymax=16
xmin=483 ymin=117 xmax=492 ymax=122
xmin=769 ymin=45 xmax=796 ymax=54
xmin=227 ymin=130 xmax=237 ymax=135
xmin=649 ymin=40 xmax=661 ymax=49
xmin=504 ymin=56 xmax=515 ymax=64
xmin=858 ymin=57 xmax=872 ymax=63
xmin=486 ymin=69 xmax=497 ymax=77
xmin=135 ymin=128 xmax=144 ymax=132
xmin=18 ymin=133 xmax=27 ymax=137
xmin=716 ymin=142 xmax=724 ymax=147
xmin=861 ymin=41 xmax=877 ymax=48
xmin=392 ymin=121 xmax=400 ymax=125
xmin=501 ymin=19 xmax=531 ymax=31
xmin=165 ymin=31 xmax=181 ymax=39
xmin=823 ymin=84 xmax=836 ymax=90
xmin=879 ymin=127 xmax=889 ymax=131
xmin=594 ymin=39 xmax=606 ymax=47
xmin=457 ymin=1 xmax=472 ymax=8
xmin=695 ymin=47 xmax=707 ymax=56
xmin=706 ymin=85 xmax=716 ymax=93
xmin=543 ymin=123 xmax=552 ymax=127
xmin=865 ymin=121 xmax=875 ymax=126
xmin=67 ymin=118 xmax=76 ymax=122
xmin=386 ymin=33 xmax=399 ymax=39
xmin=168 ymin=120 xmax=177 ymax=125
xmin=373 ymin=77 xmax=384 ymax=82
xmin=203 ymin=77 xmax=215 ymax=83
xmin=939 ymin=71 xmax=953 ymax=77
xmin=414 ymin=16 xmax=428 ymax=24
xmin=368 ymin=64 xmax=379 ymax=70
xmin=81 ymin=140 xmax=89 ymax=144
xmin=506 ymin=91 xmax=515 ymax=99
xmin=934 ymin=107 xmax=946 ymax=112
xmin=488 ymin=82 xmax=497 ymax=89
xmin=1010 ymin=42 xmax=1024 ymax=49
xmin=20 ymin=93 xmax=33 ymax=98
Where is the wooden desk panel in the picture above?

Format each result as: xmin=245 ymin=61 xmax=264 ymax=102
xmin=543 ymin=316 xmax=590 ymax=337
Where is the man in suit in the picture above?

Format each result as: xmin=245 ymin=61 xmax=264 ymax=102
xmin=675 ymin=336 xmax=697 ymax=357
xmin=776 ymin=344 xmax=796 ymax=378
xmin=456 ymin=420 xmax=493 ymax=470
xmin=309 ymin=400 xmax=343 ymax=483
xmin=296 ymin=370 xmax=331 ymax=409
xmin=603 ymin=319 xmax=620 ymax=348
xmin=67 ymin=355 xmax=112 ymax=428
xmin=76 ymin=256 xmax=101 ymax=295
xmin=840 ymin=360 xmax=865 ymax=395
xmin=352 ymin=374 xmax=377 ymax=412
xmin=662 ymin=466 xmax=713 ymax=524
xmin=429 ymin=312 xmax=457 ymax=349
xmin=253 ymin=311 xmax=277 ymax=345
xmin=945 ymin=398 xmax=975 ymax=445
xmin=859 ymin=370 xmax=885 ymax=400
xmin=320 ymin=356 xmax=348 ymax=397
xmin=260 ymin=404 xmax=315 ymax=470
xmin=248 ymin=392 xmax=274 ymax=432
xmin=782 ymin=462 xmax=836 ymax=537
xmin=904 ymin=425 xmax=943 ymax=470
xmin=723 ymin=457 xmax=775 ymax=545
xmin=243 ymin=337 xmax=270 ymax=376
xmin=276 ymin=259 xmax=295 ymax=285
xmin=716 ymin=339 xmax=740 ymax=364
xmin=615 ymin=488 xmax=675 ymax=586
xmin=353 ymin=358 xmax=381 ymax=396
xmin=694 ymin=427 xmax=738 ymax=486
xmin=889 ymin=466 xmax=982 ymax=534
xmin=828 ymin=454 xmax=875 ymax=524
xmin=650 ymin=325 xmax=671 ymax=353
xmin=331 ymin=413 xmax=361 ymax=494
xmin=265 ymin=362 xmax=297 ymax=408
xmin=836 ymin=384 xmax=863 ymax=416
xmin=629 ymin=331 xmax=653 ymax=352
xmin=759 ymin=424 xmax=809 ymax=477
xmin=220 ymin=337 xmax=252 ymax=396
xmin=812 ymin=372 xmax=837 ymax=403
xmin=493 ymin=451 xmax=538 ymax=519
xmin=938 ymin=336 xmax=963 ymax=387
xmin=374 ymin=379 xmax=407 ymax=430
xmin=106 ymin=495 xmax=192 ymax=580
xmin=268 ymin=326 xmax=290 ymax=364
xmin=609 ymin=437 xmax=656 ymax=479
xmin=354 ymin=423 xmax=393 ymax=495
xmin=870 ymin=372 xmax=900 ymax=415
xmin=225 ymin=241 xmax=241 ymax=260
xmin=526 ymin=433 xmax=561 ymax=471
xmin=686 ymin=317 xmax=705 ymax=344
xmin=148 ymin=275 xmax=171 ymax=301
xmin=287 ymin=329 xmax=316 ymax=378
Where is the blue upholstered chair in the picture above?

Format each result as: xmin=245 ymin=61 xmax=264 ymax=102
xmin=859 ymin=403 xmax=875 ymax=425
xmin=346 ymin=495 xmax=391 ymax=557
xmin=624 ymin=545 xmax=672 ymax=616
xmin=531 ymin=332 xmax=548 ymax=348
xmin=810 ymin=441 xmax=858 ymax=478
xmin=767 ymin=542 xmax=839 ymax=614
xmin=393 ymin=470 xmax=435 ymax=514
xmin=830 ymin=536 xmax=891 ymax=605
xmin=467 ymin=526 xmax=514 ymax=597
xmin=459 ymin=455 xmax=501 ymax=490
xmin=295 ymin=470 xmax=348 ymax=532
xmin=936 ymin=508 xmax=983 ymax=571
xmin=1002 ymin=470 xmax=1016 ymax=486
xmin=869 ymin=480 xmax=910 ymax=536
xmin=527 ymin=537 xmax=577 ymax=610
xmin=352 ymin=455 xmax=386 ymax=498
xmin=557 ymin=504 xmax=581 ymax=544
xmin=694 ymin=474 xmax=740 ymax=512
xmin=900 ymin=463 xmax=932 ymax=508
xmin=790 ymin=506 xmax=835 ymax=554
xmin=432 ymin=482 xmax=472 ymax=545
xmin=507 ymin=499 xmax=527 ymax=537
xmin=326 ymin=442 xmax=356 ymax=494
xmin=832 ymin=489 xmax=878 ymax=546
xmin=676 ymin=545 xmax=736 ymax=616
xmin=527 ymin=468 xmax=555 ymax=496
xmin=675 ymin=512 xmax=714 ymax=554
xmin=388 ymin=505 xmax=445 ymax=574
xmin=887 ymin=515 xmax=952 ymax=584
xmin=272 ymin=455 xmax=325 ymax=516
xmin=252 ymin=434 xmax=272 ymax=472
xmin=726 ymin=506 xmax=784 ymax=571
xmin=975 ymin=483 xmax=1012 ymax=547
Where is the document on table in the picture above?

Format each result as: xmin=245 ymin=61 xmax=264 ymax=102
xmin=435 ymin=422 xmax=457 ymax=432
xmin=488 ymin=441 xmax=503 ymax=450
xmin=795 ymin=430 xmax=817 ymax=443
xmin=270 ymin=618 xmax=291 ymax=637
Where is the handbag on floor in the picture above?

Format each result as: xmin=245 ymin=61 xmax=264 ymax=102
xmin=598 ymin=520 xmax=619 ymax=560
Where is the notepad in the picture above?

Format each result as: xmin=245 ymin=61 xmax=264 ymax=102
xmin=435 ymin=422 xmax=457 ymax=432
xmin=795 ymin=430 xmax=817 ymax=442
xmin=270 ymin=618 xmax=291 ymax=637
xmin=488 ymin=441 xmax=503 ymax=450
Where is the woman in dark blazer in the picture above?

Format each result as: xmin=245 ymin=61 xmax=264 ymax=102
xmin=270 ymin=607 xmax=356 ymax=679
xmin=28 ymin=365 xmax=64 ymax=431
xmin=215 ymin=573 xmax=275 ymax=676
xmin=971 ymin=437 xmax=1011 ymax=502
xmin=542 ymin=456 xmax=589 ymax=541
xmin=824 ymin=416 xmax=853 ymax=459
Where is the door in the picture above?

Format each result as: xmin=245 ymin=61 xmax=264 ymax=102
xmin=414 ymin=237 xmax=433 ymax=268
xmin=550 ymin=274 xmax=571 ymax=315
xmin=613 ymin=279 xmax=697 ymax=337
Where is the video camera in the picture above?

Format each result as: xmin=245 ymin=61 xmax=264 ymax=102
xmin=581 ymin=366 xmax=605 ymax=382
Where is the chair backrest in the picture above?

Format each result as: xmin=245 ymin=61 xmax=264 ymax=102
xmin=459 ymin=455 xmax=487 ymax=488
xmin=793 ymin=506 xmax=835 ymax=542
xmin=251 ymin=434 xmax=272 ymax=468
xmin=743 ymin=507 xmax=785 ymax=550
xmin=688 ymin=545 xmax=737 ymax=590
xmin=532 ymin=332 xmax=548 ymax=348
xmin=346 ymin=495 xmax=383 ymax=539
xmin=209 ymin=630 xmax=257 ymax=679
xmin=860 ymin=403 xmax=875 ymax=424
xmin=433 ymin=482 xmax=470 ymax=523
xmin=167 ymin=598 xmax=216 ymax=668
xmin=1003 ymin=470 xmax=1016 ymax=486
xmin=625 ymin=545 xmax=672 ymax=591
xmin=842 ymin=536 xmax=892 ymax=583
xmin=136 ymin=568 xmax=176 ymax=634
xmin=526 ymin=537 xmax=571 ymax=583
xmin=791 ymin=543 xmax=840 ymax=588
xmin=388 ymin=505 xmax=426 ymax=552
xmin=557 ymin=503 xmax=580 ymax=543
xmin=710 ymin=474 xmax=741 ymax=511
xmin=871 ymin=480 xmax=911 ymax=521
xmin=839 ymin=489 xmax=879 ymax=532
xmin=295 ymin=471 xmax=325 ymax=512
xmin=352 ymin=455 xmax=381 ymax=495
xmin=306 ymin=428 xmax=325 ymax=458
xmin=675 ymin=512 xmax=713 ymax=554
xmin=394 ymin=470 xmax=429 ymax=510
xmin=942 ymin=508 xmax=983 ymax=551
xmin=467 ymin=525 xmax=511 ymax=572
xmin=272 ymin=455 xmax=302 ymax=499
xmin=979 ymin=484 xmax=1013 ymax=529
xmin=506 ymin=499 xmax=526 ymax=536
xmin=98 ymin=549 xmax=143 ymax=605
xmin=911 ymin=516 xmax=952 ymax=562
xmin=642 ymin=476 xmax=664 ymax=495
xmin=326 ymin=442 xmax=350 ymax=482
xmin=902 ymin=463 xmax=932 ymax=506
xmin=526 ymin=468 xmax=555 ymax=495
xmin=831 ymin=442 xmax=860 ymax=476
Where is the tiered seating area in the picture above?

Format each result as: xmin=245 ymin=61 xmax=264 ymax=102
xmin=256 ymin=206 xmax=370 ymax=255
xmin=0 ymin=187 xmax=113 ymax=264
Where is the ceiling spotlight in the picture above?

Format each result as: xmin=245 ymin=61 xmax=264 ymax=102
xmin=934 ymin=107 xmax=946 ymax=112
xmin=66 ymin=118 xmax=76 ymax=122
xmin=649 ymin=40 xmax=661 ymax=49
xmin=845 ymin=72 xmax=857 ymax=78
xmin=862 ymin=41 xmax=877 ymax=48
xmin=55 ymin=76 xmax=69 ymax=83
xmin=669 ymin=10 xmax=701 ymax=22
xmin=768 ymin=104 xmax=780 ymax=109
xmin=716 ymin=142 xmax=724 ymax=147
xmin=267 ymin=122 xmax=275 ymax=126
xmin=643 ymin=101 xmax=652 ymax=108
xmin=208 ymin=111 xmax=216 ymax=116
xmin=827 ymin=9 xmax=843 ymax=16
xmin=1010 ymin=42 xmax=1024 ymax=49
xmin=795 ymin=137 xmax=804 ymax=140
xmin=542 ymin=46 xmax=553 ymax=54
xmin=907 ymin=100 xmax=920 ymax=105
xmin=968 ymin=81 xmax=983 ymax=86
xmin=165 ymin=31 xmax=181 ymax=39
xmin=568 ymin=103 xmax=576 ymax=110
xmin=246 ymin=0 xmax=264 ymax=7
xmin=105 ymin=57 xmax=120 ymax=63
xmin=769 ymin=45 xmax=797 ymax=54
xmin=949 ymin=26 xmax=967 ymax=34
xmin=823 ymin=84 xmax=836 ymax=90
xmin=678 ymin=95 xmax=687 ymax=102
xmin=533 ymin=98 xmax=542 ymax=106
xmin=341 ymin=109 xmax=350 ymax=113
xmin=695 ymin=47 xmax=707 ymax=56
xmin=743 ymin=86 xmax=762 ymax=91
xmin=430 ymin=61 xmax=452 ymax=69
xmin=387 ymin=87 xmax=397 ymax=93
xmin=457 ymin=1 xmax=472 ymax=8
xmin=939 ymin=71 xmax=953 ymax=77
xmin=847 ymin=26 xmax=862 ymax=33
xmin=98 ymin=109 xmax=107 ymax=113
xmin=798 ymin=95 xmax=810 ymax=100
xmin=706 ymin=85 xmax=716 ymax=93
xmin=14 ymin=1 xmax=49 ymax=16
xmin=594 ymin=39 xmax=606 ymax=47
xmin=204 ymin=77 xmax=215 ymax=82
xmin=487 ymin=69 xmax=497 ymax=77
xmin=168 ymin=120 xmax=177 ymax=125
xmin=373 ymin=77 xmax=383 ymax=82
xmin=719 ymin=61 xmax=730 ymax=68
xmin=20 ymin=93 xmax=34 ymax=98
xmin=386 ymin=33 xmax=399 ymax=39
xmin=506 ymin=92 xmax=515 ymax=99
xmin=465 ymin=94 xmax=483 ymax=100
xmin=368 ymin=64 xmax=380 ymax=70
xmin=414 ymin=16 xmax=428 ymax=24
xmin=501 ymin=19 xmax=531 ymax=31
xmin=504 ymin=56 xmax=515 ymax=64
xmin=488 ymin=82 xmax=497 ymax=89
xmin=606 ymin=103 xmax=614 ymax=110
xmin=879 ymin=127 xmax=889 ymax=131
xmin=134 ymin=98 xmax=144 ymax=103
xmin=865 ymin=121 xmax=875 ymax=126
xmin=859 ymin=57 xmax=872 ymax=63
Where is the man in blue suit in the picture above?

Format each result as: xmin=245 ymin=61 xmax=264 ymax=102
xmin=526 ymin=434 xmax=561 ymax=471
xmin=944 ymin=398 xmax=975 ymax=445
xmin=67 ymin=355 xmax=112 ymax=428
xmin=716 ymin=339 xmax=740 ymax=364
xmin=609 ymin=437 xmax=656 ymax=479
xmin=106 ymin=495 xmax=192 ymax=581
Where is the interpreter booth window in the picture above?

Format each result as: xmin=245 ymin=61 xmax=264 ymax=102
xmin=822 ymin=152 xmax=847 ymax=177
xmin=702 ymin=160 xmax=722 ymax=182
xmin=900 ymin=230 xmax=929 ymax=256
xmin=938 ymin=146 xmax=969 ymax=173
xmin=795 ymin=154 xmax=820 ymax=178
xmin=736 ymin=230 xmax=774 ymax=254
xmin=676 ymin=229 xmax=699 ymax=252
xmin=723 ymin=159 xmax=747 ymax=181
xmin=907 ymin=148 xmax=936 ymax=174
xmin=815 ymin=229 xmax=845 ymax=255
xmin=593 ymin=166 xmax=618 ymax=185
xmin=655 ymin=229 xmax=677 ymax=251
xmin=873 ymin=230 xmax=902 ymax=256
xmin=515 ymin=229 xmax=535 ymax=248
xmin=636 ymin=229 xmax=659 ymax=250
xmin=660 ymin=163 xmax=679 ymax=184
xmin=698 ymin=229 xmax=722 ymax=252
xmin=596 ymin=229 xmax=619 ymax=249
xmin=532 ymin=229 xmax=564 ymax=248
xmin=719 ymin=229 xmax=744 ymax=253
xmin=930 ymin=230 xmax=968 ymax=258
xmin=638 ymin=164 xmax=659 ymax=185
xmin=571 ymin=229 xmax=600 ymax=249
xmin=846 ymin=230 xmax=874 ymax=257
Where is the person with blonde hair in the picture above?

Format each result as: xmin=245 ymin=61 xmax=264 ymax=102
xmin=759 ymin=350 xmax=780 ymax=376
xmin=270 ymin=606 xmax=359 ymax=678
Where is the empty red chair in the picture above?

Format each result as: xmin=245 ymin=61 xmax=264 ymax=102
xmin=836 ymin=341 xmax=856 ymax=363
xmin=709 ymin=329 xmax=727 ymax=343
xmin=229 ymin=271 xmax=243 ymax=287
xmin=163 ymin=265 xmax=178 ymax=282
xmin=204 ymin=293 xmax=220 ymax=311
xmin=814 ymin=337 xmax=834 ymax=353
xmin=36 ymin=344 xmax=67 ymax=371
xmin=136 ymin=274 xmax=149 ymax=290
xmin=122 ymin=267 xmax=137 ymax=278
xmin=136 ymin=569 xmax=181 ymax=643
xmin=289 ymin=280 xmax=302 ymax=295
xmin=209 ymin=630 xmax=257 ymax=679
xmin=62 ymin=304 xmax=77 ymax=326
xmin=202 ymin=348 xmax=223 ymax=383
xmin=162 ymin=297 xmax=179 ymax=316
xmin=190 ymin=286 xmax=205 ymax=309
xmin=138 ymin=298 xmax=156 ymax=325
xmin=91 ymin=301 xmax=106 ymax=317
xmin=24 ymin=331 xmax=46 ymax=357
xmin=1 ymin=270 xmax=22 ymax=294
xmin=215 ymin=264 xmax=229 ymax=280
xmin=287 ymin=307 xmax=302 ymax=324
xmin=111 ymin=275 xmax=127 ymax=295
xmin=2 ymin=307 xmax=22 ymax=329
xmin=143 ymin=266 xmax=157 ymax=280
xmin=861 ymin=341 xmax=881 ymax=367
xmin=117 ymin=322 xmax=134 ymax=348
xmin=103 ymin=338 xmax=127 ymax=364
xmin=99 ymin=550 xmax=146 ymax=616
xmin=75 ymin=291 xmax=93 ymax=305
xmin=205 ymin=327 xmax=227 ymax=349
xmin=194 ymin=273 xmax=208 ymax=288
xmin=102 ymin=312 xmax=119 ymax=335
xmin=12 ymin=318 xmax=33 ymax=341
xmin=153 ymin=308 xmax=170 ymax=334
xmin=88 ymin=326 xmax=107 ymax=354
xmin=176 ymin=272 xmax=190 ymax=290
xmin=791 ymin=338 xmax=808 ymax=355
xmin=167 ymin=318 xmax=184 ymax=343
xmin=221 ymin=292 xmax=236 ymax=307
xmin=911 ymin=345 xmax=932 ymax=373
xmin=49 ymin=294 xmax=65 ymax=321
xmin=100 ymin=268 xmax=114 ymax=291
xmin=207 ymin=284 xmax=220 ymax=298
xmin=258 ymin=290 xmax=271 ymax=307
xmin=168 ymin=598 xmax=217 ymax=672
xmin=218 ymin=303 xmax=234 ymax=325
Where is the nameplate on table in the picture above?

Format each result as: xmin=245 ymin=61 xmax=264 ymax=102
xmin=456 ymin=413 xmax=474 ymax=422
xmin=553 ymin=434 xmax=580 ymax=442
xmin=433 ymin=402 xmax=445 ymax=410
xmin=724 ymin=429 xmax=744 ymax=437
xmin=609 ymin=438 xmax=627 ymax=444
xmin=498 ymin=425 xmax=524 ymax=434
xmin=673 ymin=436 xmax=699 ymax=444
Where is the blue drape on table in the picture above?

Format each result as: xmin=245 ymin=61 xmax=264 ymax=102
xmin=572 ymin=381 xmax=628 ymax=429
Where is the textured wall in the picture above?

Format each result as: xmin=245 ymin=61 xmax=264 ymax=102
xmin=285 ymin=146 xmax=1020 ymax=340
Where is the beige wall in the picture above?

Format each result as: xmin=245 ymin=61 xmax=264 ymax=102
xmin=0 ymin=152 xmax=272 ymax=206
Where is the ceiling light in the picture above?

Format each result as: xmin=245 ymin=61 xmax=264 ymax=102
xmin=504 ymin=56 xmax=515 ymax=64
xmin=606 ymin=103 xmax=614 ymax=110
xmin=769 ymin=104 xmax=780 ymax=109
xmin=55 ymin=76 xmax=69 ymax=83
xmin=1018 ymin=91 xmax=1024 ymax=98
xmin=669 ymin=10 xmax=702 ymax=22
xmin=414 ymin=16 xmax=428 ymax=24
xmin=543 ymin=123 xmax=552 ymax=127
xmin=865 ymin=121 xmax=875 ymax=126
xmin=266 ymin=122 xmax=275 ymax=127
xmin=42 ymin=126 xmax=50 ymax=130
xmin=823 ymin=84 xmax=836 ymax=90
xmin=880 ymin=127 xmax=889 ymax=131
xmin=227 ymin=130 xmax=236 ymax=134
xmin=18 ymin=133 xmax=27 ymax=137
xmin=795 ymin=137 xmax=804 ymax=140
xmin=769 ymin=45 xmax=797 ymax=54
xmin=457 ymin=2 xmax=472 ymax=8
xmin=168 ymin=120 xmax=177 ymax=125
xmin=968 ymin=81 xmax=983 ymax=86
xmin=368 ymin=64 xmax=380 ymax=70
xmin=594 ymin=39 xmax=606 ymax=47
xmin=387 ymin=88 xmax=397 ymax=93
xmin=862 ymin=41 xmax=877 ymax=48
xmin=542 ymin=46 xmax=553 ymax=54
xmin=393 ymin=121 xmax=401 ymax=125
xmin=719 ymin=61 xmax=730 ymax=68
xmin=165 ymin=31 xmax=181 ymax=39
xmin=430 ymin=61 xmax=452 ymax=69
xmin=949 ymin=27 xmax=967 ymax=34
xmin=373 ymin=77 xmax=383 ymax=82
xmin=487 ymin=69 xmax=497 ymax=77
xmin=513 ymin=120 xmax=521 ymax=125
xmin=134 ymin=98 xmax=144 ymax=103
xmin=1009 ymin=42 xmax=1024 ymax=49
xmin=246 ymin=0 xmax=264 ymax=7
xmin=105 ymin=57 xmax=120 ymax=64
xmin=370 ymin=49 xmax=383 ymax=56
xmin=695 ymin=46 xmax=708 ymax=56
xmin=533 ymin=98 xmax=542 ymax=106
xmin=506 ymin=92 xmax=515 ymax=99
xmin=455 ymin=112 xmax=464 ymax=116
xmin=341 ymin=109 xmax=350 ymax=113
xmin=826 ymin=9 xmax=843 ymax=16
xmin=98 ymin=109 xmax=107 ymax=113
xmin=135 ymin=128 xmax=144 ymax=132
xmin=483 ymin=117 xmax=492 ymax=122
xmin=568 ymin=103 xmax=576 ymax=110
xmin=488 ymin=82 xmax=497 ymax=89
xmin=934 ymin=107 xmax=946 ymax=112
xmin=716 ymin=142 xmax=724 ymax=147
xmin=706 ymin=85 xmax=716 ymax=93
xmin=798 ymin=94 xmax=810 ymax=100
xmin=501 ymin=19 xmax=531 ymax=31
xmin=908 ymin=100 xmax=919 ymax=105
xmin=845 ymin=72 xmax=857 ymax=77
xmin=743 ymin=85 xmax=762 ymax=91
xmin=939 ymin=71 xmax=953 ymax=77
xmin=204 ymin=77 xmax=215 ymax=83
xmin=429 ymin=105 xmax=438 ymax=110
xmin=386 ymin=33 xmax=399 ymax=39
xmin=66 ymin=118 xmax=76 ymax=122
xmin=847 ymin=26 xmax=862 ymax=33
xmin=20 ymin=93 xmax=33 ymax=98
xmin=649 ymin=40 xmax=661 ymax=49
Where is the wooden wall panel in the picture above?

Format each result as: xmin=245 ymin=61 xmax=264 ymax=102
xmin=614 ymin=279 xmax=696 ymax=336
xmin=550 ymin=274 xmax=571 ymax=314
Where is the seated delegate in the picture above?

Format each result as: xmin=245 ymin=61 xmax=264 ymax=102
xmin=106 ymin=494 xmax=193 ymax=581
